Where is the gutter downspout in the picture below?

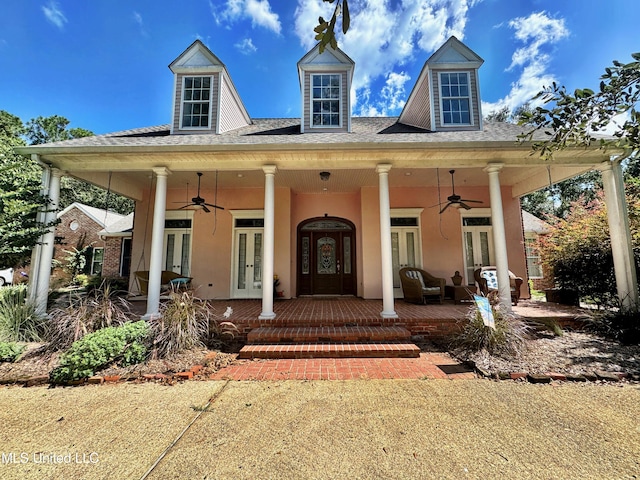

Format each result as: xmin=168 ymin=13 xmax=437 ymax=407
xmin=27 ymin=155 xmax=51 ymax=306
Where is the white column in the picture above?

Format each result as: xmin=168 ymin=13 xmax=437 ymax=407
xmin=144 ymin=167 xmax=170 ymax=319
xmin=485 ymin=163 xmax=511 ymax=311
xmin=601 ymin=159 xmax=639 ymax=308
xmin=34 ymin=168 xmax=62 ymax=316
xmin=377 ymin=164 xmax=398 ymax=319
xmin=259 ymin=165 xmax=277 ymax=320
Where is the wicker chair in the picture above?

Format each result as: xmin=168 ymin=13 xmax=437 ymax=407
xmin=134 ymin=270 xmax=192 ymax=295
xmin=399 ymin=267 xmax=446 ymax=304
xmin=473 ymin=267 xmax=523 ymax=305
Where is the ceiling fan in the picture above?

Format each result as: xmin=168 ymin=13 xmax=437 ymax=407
xmin=437 ymin=169 xmax=482 ymax=213
xmin=178 ymin=172 xmax=224 ymax=213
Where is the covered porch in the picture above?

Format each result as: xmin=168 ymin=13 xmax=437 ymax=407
xmin=127 ymin=296 xmax=586 ymax=359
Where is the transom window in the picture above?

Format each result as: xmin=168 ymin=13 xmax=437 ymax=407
xmin=312 ymin=74 xmax=341 ymax=127
xmin=440 ymin=72 xmax=471 ymax=125
xmin=182 ymin=76 xmax=211 ymax=128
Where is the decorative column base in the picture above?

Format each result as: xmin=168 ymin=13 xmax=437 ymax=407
xmin=380 ymin=310 xmax=399 ymax=319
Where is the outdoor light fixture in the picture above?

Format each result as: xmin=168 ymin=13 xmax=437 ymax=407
xmin=320 ymin=171 xmax=331 ymax=181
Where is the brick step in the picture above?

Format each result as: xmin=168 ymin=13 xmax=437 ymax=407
xmin=247 ymin=326 xmax=411 ymax=344
xmin=238 ymin=342 xmax=421 ymax=359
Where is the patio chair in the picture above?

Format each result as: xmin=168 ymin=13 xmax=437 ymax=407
xmin=473 ymin=266 xmax=523 ymax=305
xmin=134 ymin=270 xmax=193 ymax=296
xmin=399 ymin=267 xmax=446 ymax=304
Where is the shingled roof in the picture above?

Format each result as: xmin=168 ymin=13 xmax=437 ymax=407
xmin=21 ymin=118 xmax=543 ymax=150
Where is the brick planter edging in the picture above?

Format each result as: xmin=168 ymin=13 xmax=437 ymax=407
xmin=472 ymin=363 xmax=635 ymax=384
xmin=0 ymin=363 xmax=212 ymax=388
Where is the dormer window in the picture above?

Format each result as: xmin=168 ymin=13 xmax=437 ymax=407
xmin=311 ymin=74 xmax=341 ymax=127
xmin=440 ymin=72 xmax=471 ymax=125
xmin=181 ymin=76 xmax=212 ymax=128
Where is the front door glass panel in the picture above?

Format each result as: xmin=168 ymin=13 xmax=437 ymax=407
xmin=317 ymin=237 xmax=337 ymax=274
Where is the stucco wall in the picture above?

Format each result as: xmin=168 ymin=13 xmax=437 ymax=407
xmin=132 ymin=185 xmax=291 ymax=300
xmin=131 ymin=181 xmax=528 ymax=300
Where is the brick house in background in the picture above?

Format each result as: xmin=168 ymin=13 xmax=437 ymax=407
xmin=54 ymin=203 xmax=133 ymax=281
xmin=522 ymin=210 xmax=553 ymax=291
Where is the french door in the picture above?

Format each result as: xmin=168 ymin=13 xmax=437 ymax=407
xmin=163 ymin=212 xmax=193 ymax=277
xmin=462 ymin=215 xmax=494 ymax=285
xmin=391 ymin=227 xmax=421 ymax=296
xmin=163 ymin=230 xmax=192 ymax=276
xmin=232 ymin=229 xmax=263 ymax=298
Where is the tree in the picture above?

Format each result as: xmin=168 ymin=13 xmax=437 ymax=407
xmin=484 ymin=106 xmax=510 ymax=123
xmin=482 ymin=103 xmax=601 ymax=218
xmin=537 ymin=186 xmax=640 ymax=307
xmin=519 ymin=52 xmax=640 ymax=159
xmin=25 ymin=115 xmax=134 ymax=215
xmin=0 ymin=111 xmax=55 ymax=267
xmin=25 ymin=115 xmax=92 ymax=145
xmin=314 ymin=0 xmax=350 ymax=53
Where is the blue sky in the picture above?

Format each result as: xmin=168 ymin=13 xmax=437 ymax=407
xmin=0 ymin=0 xmax=638 ymax=135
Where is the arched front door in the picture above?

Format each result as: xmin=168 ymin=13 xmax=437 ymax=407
xmin=297 ymin=217 xmax=356 ymax=296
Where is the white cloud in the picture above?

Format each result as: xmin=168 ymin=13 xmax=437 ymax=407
xmin=133 ymin=11 xmax=149 ymax=37
xmin=133 ymin=11 xmax=143 ymax=27
xmin=294 ymin=0 xmax=479 ymax=116
xmin=235 ymin=37 xmax=257 ymax=55
xmin=42 ymin=1 xmax=67 ymax=30
xmin=357 ymin=71 xmax=411 ymax=116
xmin=211 ymin=0 xmax=281 ymax=35
xmin=483 ymin=11 xmax=569 ymax=117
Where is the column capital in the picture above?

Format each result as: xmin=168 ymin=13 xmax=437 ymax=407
xmin=262 ymin=165 xmax=277 ymax=175
xmin=152 ymin=167 xmax=171 ymax=177
xmin=376 ymin=163 xmax=392 ymax=174
xmin=49 ymin=167 xmax=65 ymax=178
xmin=484 ymin=162 xmax=504 ymax=174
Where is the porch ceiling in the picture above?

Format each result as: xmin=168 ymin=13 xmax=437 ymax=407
xmin=64 ymin=161 xmax=599 ymax=202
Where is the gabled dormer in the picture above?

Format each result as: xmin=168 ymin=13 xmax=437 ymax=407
xmin=297 ymin=44 xmax=355 ymax=133
xmin=399 ymin=36 xmax=484 ymax=132
xmin=169 ymin=40 xmax=251 ymax=135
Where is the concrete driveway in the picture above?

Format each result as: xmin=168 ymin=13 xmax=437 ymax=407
xmin=1 ymin=380 xmax=639 ymax=479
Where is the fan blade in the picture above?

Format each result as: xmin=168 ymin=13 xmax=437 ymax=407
xmin=178 ymin=204 xmax=194 ymax=210
xmin=459 ymin=199 xmax=483 ymax=204
xmin=203 ymin=203 xmax=225 ymax=210
xmin=202 ymin=205 xmax=211 ymax=213
xmin=459 ymin=202 xmax=472 ymax=210
xmin=439 ymin=203 xmax=451 ymax=214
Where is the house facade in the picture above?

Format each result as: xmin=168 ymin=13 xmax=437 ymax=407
xmin=19 ymin=37 xmax=636 ymax=317
xmin=52 ymin=202 xmax=133 ymax=282
xmin=522 ymin=210 xmax=553 ymax=292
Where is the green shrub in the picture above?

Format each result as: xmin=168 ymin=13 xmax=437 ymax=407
xmin=0 ymin=341 xmax=25 ymax=362
xmin=151 ymin=290 xmax=237 ymax=358
xmin=0 ymin=285 xmax=48 ymax=342
xmin=49 ymin=320 xmax=149 ymax=384
xmin=46 ymin=285 xmax=135 ymax=351
xmin=537 ymin=193 xmax=640 ymax=308
xmin=450 ymin=303 xmax=531 ymax=358
xmin=85 ymin=276 xmax=129 ymax=294
xmin=588 ymin=303 xmax=640 ymax=345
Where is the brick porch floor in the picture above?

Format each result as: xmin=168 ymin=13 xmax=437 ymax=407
xmin=130 ymin=296 xmax=582 ymax=380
